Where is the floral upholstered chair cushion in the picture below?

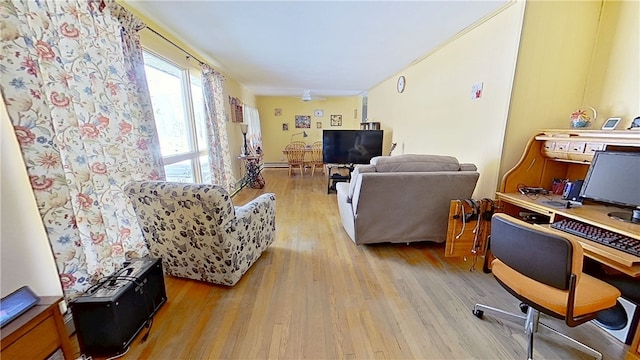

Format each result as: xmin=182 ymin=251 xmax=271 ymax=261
xmin=125 ymin=181 xmax=276 ymax=286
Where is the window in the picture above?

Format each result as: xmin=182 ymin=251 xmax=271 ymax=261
xmin=143 ymin=51 xmax=210 ymax=183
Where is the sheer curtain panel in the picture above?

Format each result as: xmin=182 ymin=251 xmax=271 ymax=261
xmin=243 ymin=105 xmax=263 ymax=153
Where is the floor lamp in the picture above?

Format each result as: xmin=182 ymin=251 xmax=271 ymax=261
xmin=241 ymin=123 xmax=249 ymax=155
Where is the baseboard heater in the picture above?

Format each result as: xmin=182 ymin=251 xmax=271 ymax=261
xmin=70 ymin=258 xmax=166 ymax=357
xmin=263 ymin=162 xmax=288 ymax=168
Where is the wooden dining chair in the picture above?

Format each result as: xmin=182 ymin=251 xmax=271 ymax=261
xmin=309 ymin=141 xmax=324 ymax=176
xmin=285 ymin=142 xmax=306 ymax=176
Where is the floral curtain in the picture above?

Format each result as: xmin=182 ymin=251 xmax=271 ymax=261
xmin=201 ymin=64 xmax=235 ymax=192
xmin=0 ymin=0 xmax=163 ymax=299
xmin=243 ymin=105 xmax=263 ymax=154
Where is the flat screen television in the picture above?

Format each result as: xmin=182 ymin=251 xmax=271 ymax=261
xmin=579 ymin=151 xmax=640 ymax=223
xmin=322 ymin=130 xmax=383 ymax=165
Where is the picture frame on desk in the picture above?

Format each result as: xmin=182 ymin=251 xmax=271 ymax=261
xmin=602 ymin=117 xmax=621 ymax=130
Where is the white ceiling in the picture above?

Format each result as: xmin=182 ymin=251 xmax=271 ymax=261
xmin=126 ymin=1 xmax=509 ymax=98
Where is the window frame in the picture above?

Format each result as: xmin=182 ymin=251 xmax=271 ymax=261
xmin=143 ymin=49 xmax=208 ymax=183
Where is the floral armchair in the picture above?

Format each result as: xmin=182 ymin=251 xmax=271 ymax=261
xmin=125 ymin=181 xmax=276 ymax=286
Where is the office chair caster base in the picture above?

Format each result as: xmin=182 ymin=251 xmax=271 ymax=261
xmin=473 ymin=303 xmax=603 ymax=360
xmin=472 ymin=303 xmax=526 ymax=324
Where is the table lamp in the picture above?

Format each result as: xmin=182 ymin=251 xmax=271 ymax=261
xmin=291 ymin=131 xmax=308 ymax=142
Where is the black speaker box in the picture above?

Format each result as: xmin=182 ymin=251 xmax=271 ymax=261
xmin=71 ymin=258 xmax=167 ymax=357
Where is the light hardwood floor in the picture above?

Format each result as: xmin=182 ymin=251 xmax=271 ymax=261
xmin=73 ymin=169 xmax=629 ymax=359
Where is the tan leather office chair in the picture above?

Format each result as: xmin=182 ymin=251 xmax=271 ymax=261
xmin=285 ymin=142 xmax=306 ymax=176
xmin=473 ymin=213 xmax=620 ymax=360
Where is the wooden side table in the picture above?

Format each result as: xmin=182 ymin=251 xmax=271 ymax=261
xmin=1 ymin=296 xmax=73 ymax=359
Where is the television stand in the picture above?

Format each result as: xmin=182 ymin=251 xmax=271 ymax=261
xmin=327 ymin=164 xmax=353 ymax=194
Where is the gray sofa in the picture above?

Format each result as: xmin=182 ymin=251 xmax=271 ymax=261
xmin=336 ymin=154 xmax=479 ymax=245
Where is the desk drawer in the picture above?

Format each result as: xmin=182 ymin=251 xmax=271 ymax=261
xmin=554 ymin=141 xmax=570 ymax=152
xmin=585 ymin=142 xmax=605 ymax=154
xmin=543 ymin=141 xmax=556 ymax=152
xmin=568 ymin=142 xmax=586 ymax=153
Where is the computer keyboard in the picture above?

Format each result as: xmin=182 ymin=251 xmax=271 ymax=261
xmin=551 ymin=218 xmax=640 ymax=257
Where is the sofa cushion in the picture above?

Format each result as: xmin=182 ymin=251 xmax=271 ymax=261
xmin=370 ymin=154 xmax=460 ymax=173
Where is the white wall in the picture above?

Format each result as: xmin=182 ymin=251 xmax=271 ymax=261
xmin=367 ymin=1 xmax=526 ymax=198
xmin=1 ymin=95 xmax=62 ymax=297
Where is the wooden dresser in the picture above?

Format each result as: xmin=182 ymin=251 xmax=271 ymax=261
xmin=1 ymin=296 xmax=73 ymax=359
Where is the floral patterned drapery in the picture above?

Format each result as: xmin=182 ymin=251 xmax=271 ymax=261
xmin=201 ymin=64 xmax=235 ymax=193
xmin=0 ymin=0 xmax=164 ymax=299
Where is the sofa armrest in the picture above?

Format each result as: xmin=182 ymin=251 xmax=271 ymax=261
xmin=235 ymin=193 xmax=276 ymax=222
xmin=234 ymin=193 xmax=277 ymax=245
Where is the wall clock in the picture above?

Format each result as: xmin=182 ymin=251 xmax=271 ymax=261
xmin=396 ymin=76 xmax=406 ymax=93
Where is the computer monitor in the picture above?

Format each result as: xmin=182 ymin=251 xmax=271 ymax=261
xmin=579 ymin=151 xmax=640 ymax=223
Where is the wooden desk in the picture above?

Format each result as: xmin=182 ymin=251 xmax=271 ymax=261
xmin=1 ymin=296 xmax=73 ymax=359
xmin=498 ymin=129 xmax=640 ymax=358
xmin=497 ymin=192 xmax=640 ymax=277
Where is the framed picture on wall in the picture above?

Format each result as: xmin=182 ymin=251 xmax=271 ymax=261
xmin=330 ymin=114 xmax=342 ymax=126
xmin=316 ymin=122 xmax=322 ymax=129
xmin=282 ymin=123 xmax=289 ymax=131
xmin=295 ymin=115 xmax=311 ymax=128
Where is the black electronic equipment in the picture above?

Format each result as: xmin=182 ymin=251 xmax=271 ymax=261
xmin=71 ymin=258 xmax=166 ymax=357
xmin=322 ymin=130 xmax=383 ymax=164
xmin=593 ymin=296 xmax=640 ymax=344
xmin=0 ymin=286 xmax=39 ymax=328
xmin=562 ymin=180 xmax=584 ymax=202
xmin=464 ymin=199 xmax=480 ymax=222
xmin=579 ymin=151 xmax=640 ymax=223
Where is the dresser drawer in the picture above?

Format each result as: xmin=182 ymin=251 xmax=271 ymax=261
xmin=2 ymin=315 xmax=59 ymax=359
